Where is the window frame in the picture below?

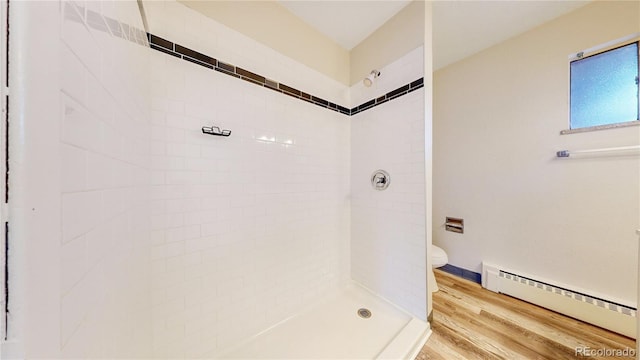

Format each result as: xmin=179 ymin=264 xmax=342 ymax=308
xmin=562 ymin=35 xmax=640 ymax=135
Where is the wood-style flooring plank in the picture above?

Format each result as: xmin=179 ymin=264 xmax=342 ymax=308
xmin=416 ymin=270 xmax=635 ymax=360
xmin=437 ymin=280 xmax=587 ymax=352
xmin=418 ymin=331 xmax=468 ymax=360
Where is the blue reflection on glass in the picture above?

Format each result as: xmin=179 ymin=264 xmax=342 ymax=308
xmin=570 ymin=42 xmax=638 ymax=129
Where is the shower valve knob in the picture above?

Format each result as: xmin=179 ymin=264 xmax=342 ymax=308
xmin=371 ymin=170 xmax=390 ymax=191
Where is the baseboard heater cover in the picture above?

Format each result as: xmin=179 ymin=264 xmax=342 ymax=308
xmin=483 ymin=264 xmax=636 ymax=338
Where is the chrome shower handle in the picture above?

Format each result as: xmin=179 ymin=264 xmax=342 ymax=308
xmin=371 ymin=170 xmax=390 ymax=191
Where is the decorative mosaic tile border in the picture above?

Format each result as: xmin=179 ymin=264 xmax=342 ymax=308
xmin=63 ymin=4 xmax=422 ymax=117
xmin=64 ymin=1 xmax=149 ymax=47
xmin=147 ymin=33 xmax=424 ymax=117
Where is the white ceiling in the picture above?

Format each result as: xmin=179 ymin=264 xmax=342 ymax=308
xmin=278 ymin=0 xmax=412 ymax=50
xmin=279 ymin=0 xmax=590 ymax=70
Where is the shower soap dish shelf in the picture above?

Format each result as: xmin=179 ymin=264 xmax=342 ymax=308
xmin=202 ymin=125 xmax=231 ymax=137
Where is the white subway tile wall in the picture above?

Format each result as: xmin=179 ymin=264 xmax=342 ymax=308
xmin=45 ymin=0 xmax=424 ymax=358
xmin=59 ymin=0 xmax=152 ymax=358
xmin=350 ymin=48 xmax=427 ymax=321
xmin=148 ymin=49 xmax=351 ymax=356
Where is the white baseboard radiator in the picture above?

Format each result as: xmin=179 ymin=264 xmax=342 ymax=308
xmin=482 ymin=263 xmax=636 ymax=338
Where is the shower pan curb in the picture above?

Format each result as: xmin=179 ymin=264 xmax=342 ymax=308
xmin=214 ymin=281 xmax=431 ymax=359
xmin=375 ymin=318 xmax=431 ymax=360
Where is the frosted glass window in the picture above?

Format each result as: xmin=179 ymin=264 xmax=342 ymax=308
xmin=570 ymin=42 xmax=639 ymax=129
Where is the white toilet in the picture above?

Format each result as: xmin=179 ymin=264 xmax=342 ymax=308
xmin=432 ymin=245 xmax=448 ymax=268
xmin=429 ymin=245 xmax=448 ymax=293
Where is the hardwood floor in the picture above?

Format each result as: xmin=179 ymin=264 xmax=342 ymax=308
xmin=416 ymin=270 xmax=636 ymax=360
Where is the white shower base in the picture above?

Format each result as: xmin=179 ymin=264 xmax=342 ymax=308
xmin=215 ymin=282 xmax=431 ymax=359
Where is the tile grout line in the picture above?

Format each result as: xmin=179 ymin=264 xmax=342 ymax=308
xmin=146 ymin=33 xmax=424 ymax=117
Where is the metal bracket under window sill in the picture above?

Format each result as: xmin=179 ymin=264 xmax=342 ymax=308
xmin=560 ymin=120 xmax=640 ymax=135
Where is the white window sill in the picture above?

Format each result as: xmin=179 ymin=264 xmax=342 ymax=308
xmin=560 ymin=120 xmax=640 ymax=135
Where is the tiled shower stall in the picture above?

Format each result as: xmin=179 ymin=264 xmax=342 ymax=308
xmin=2 ymin=0 xmax=432 ymax=358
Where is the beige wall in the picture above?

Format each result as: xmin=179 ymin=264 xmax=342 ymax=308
xmin=178 ymin=0 xmax=350 ymax=85
xmin=350 ymin=1 xmax=424 ymax=86
xmin=179 ymin=0 xmax=425 ymax=87
xmin=434 ymin=0 xmax=640 ymax=304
